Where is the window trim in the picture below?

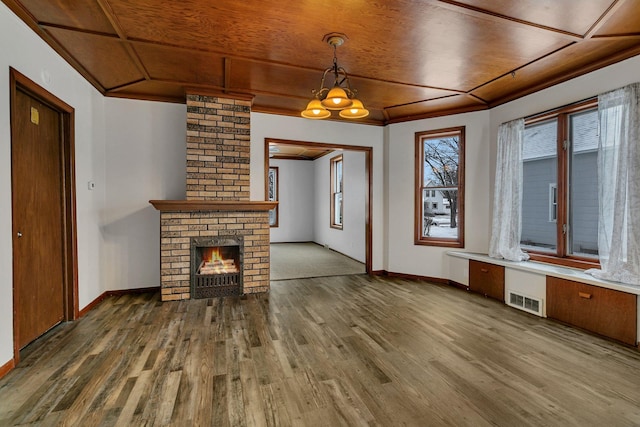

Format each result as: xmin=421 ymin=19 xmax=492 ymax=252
xmin=414 ymin=126 xmax=465 ymax=247
xmin=268 ymin=166 xmax=279 ymax=227
xmin=523 ymin=98 xmax=600 ymax=269
xmin=330 ymin=154 xmax=343 ymax=230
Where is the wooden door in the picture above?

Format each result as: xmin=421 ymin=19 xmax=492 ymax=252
xmin=12 ymin=88 xmax=65 ymax=349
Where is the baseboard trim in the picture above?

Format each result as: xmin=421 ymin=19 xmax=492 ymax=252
xmin=106 ymin=286 xmax=160 ymax=297
xmin=448 ymin=280 xmax=469 ymax=291
xmin=78 ymin=292 xmax=107 ymax=318
xmin=79 ymin=286 xmax=160 ymax=318
xmin=0 ymin=358 xmax=16 ymax=380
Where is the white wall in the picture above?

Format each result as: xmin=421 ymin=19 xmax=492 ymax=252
xmin=250 ymin=113 xmax=385 ymax=270
xmin=269 ymin=159 xmax=315 ymax=242
xmin=103 ymin=98 xmax=186 ymax=290
xmin=313 ymin=151 xmax=367 ymax=263
xmin=386 ymin=111 xmax=491 ymax=278
xmin=0 ymin=3 xmax=107 ymax=366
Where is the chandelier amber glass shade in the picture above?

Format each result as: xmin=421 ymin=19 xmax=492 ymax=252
xmin=301 ymin=99 xmax=331 ymax=119
xmin=338 ymin=98 xmax=369 ymax=119
xmin=321 ymin=86 xmax=353 ymax=110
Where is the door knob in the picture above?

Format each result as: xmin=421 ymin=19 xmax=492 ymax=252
xmin=17 ymin=231 xmax=22 ymax=238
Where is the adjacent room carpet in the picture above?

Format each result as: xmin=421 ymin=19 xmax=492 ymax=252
xmin=270 ymin=242 xmax=365 ymax=280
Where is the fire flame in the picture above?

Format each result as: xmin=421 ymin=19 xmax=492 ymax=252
xmin=202 ymin=247 xmax=223 ymax=263
xmin=198 ymin=247 xmax=239 ymax=275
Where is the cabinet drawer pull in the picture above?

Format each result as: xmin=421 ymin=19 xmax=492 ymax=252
xmin=578 ymin=292 xmax=592 ymax=299
xmin=480 ymin=268 xmax=489 ymax=273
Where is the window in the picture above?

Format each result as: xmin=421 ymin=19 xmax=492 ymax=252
xmin=330 ymin=155 xmax=343 ymax=229
xmin=268 ymin=166 xmax=278 ymax=227
xmin=521 ymin=100 xmax=599 ymax=265
xmin=415 ymin=127 xmax=465 ymax=247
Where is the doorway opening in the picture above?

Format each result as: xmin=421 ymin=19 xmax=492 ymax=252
xmin=264 ymin=138 xmax=373 ymax=275
xmin=10 ymin=68 xmax=78 ymax=365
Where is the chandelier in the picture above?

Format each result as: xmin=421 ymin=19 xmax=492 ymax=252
xmin=301 ymin=34 xmax=369 ymax=120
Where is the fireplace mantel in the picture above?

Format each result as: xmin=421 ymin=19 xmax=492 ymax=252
xmin=150 ymin=200 xmax=277 ymax=212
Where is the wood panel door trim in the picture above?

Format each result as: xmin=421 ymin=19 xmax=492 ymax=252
xmin=10 ymin=67 xmax=78 ymax=365
xmin=264 ymin=138 xmax=373 ymax=274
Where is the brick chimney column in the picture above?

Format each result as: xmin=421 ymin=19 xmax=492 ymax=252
xmin=186 ymin=93 xmax=251 ymax=201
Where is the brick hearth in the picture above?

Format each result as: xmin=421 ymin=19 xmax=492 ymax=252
xmin=151 ymin=93 xmax=274 ymax=301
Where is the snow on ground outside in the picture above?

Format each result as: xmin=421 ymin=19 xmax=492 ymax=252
xmin=427 ymin=216 xmax=458 ymax=238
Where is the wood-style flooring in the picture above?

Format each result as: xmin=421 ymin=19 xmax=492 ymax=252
xmin=1 ymin=275 xmax=640 ymax=426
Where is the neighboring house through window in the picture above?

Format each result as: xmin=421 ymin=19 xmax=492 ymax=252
xmin=415 ymin=127 xmax=465 ymax=247
xmin=330 ymin=154 xmax=343 ymax=229
xmin=521 ymin=100 xmax=599 ymax=263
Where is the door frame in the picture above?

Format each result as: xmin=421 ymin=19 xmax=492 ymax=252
xmin=10 ymin=68 xmax=78 ymax=364
xmin=264 ymin=138 xmax=373 ymax=273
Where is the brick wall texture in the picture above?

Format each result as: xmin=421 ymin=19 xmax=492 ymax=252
xmin=186 ymin=94 xmax=251 ymax=201
xmin=160 ymin=211 xmax=271 ymax=300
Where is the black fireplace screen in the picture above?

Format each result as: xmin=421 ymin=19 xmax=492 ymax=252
xmin=190 ymin=236 xmax=243 ymax=298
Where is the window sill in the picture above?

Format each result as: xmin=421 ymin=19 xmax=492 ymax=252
xmin=415 ymin=239 xmax=463 ymax=248
xmin=526 ymin=252 xmax=599 ymax=270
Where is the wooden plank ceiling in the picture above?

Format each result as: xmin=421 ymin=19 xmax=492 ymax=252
xmin=268 ymin=142 xmax=334 ymax=161
xmin=4 ymin=0 xmax=640 ymax=125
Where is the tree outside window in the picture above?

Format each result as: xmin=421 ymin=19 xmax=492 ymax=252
xmin=415 ymin=127 xmax=465 ymax=247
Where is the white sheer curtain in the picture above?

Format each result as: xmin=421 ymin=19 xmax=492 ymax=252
xmin=489 ymin=118 xmax=530 ymax=261
xmin=586 ymin=83 xmax=640 ymax=285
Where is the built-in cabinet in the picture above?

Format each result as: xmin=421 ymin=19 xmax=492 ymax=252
xmin=469 ymin=260 xmax=505 ymax=302
xmin=449 ymin=252 xmax=640 ymax=347
xmin=547 ymin=277 xmax=637 ymax=346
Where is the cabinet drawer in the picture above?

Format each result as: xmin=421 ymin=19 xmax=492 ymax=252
xmin=546 ymin=277 xmax=637 ymax=346
xmin=469 ymin=260 xmax=505 ymax=302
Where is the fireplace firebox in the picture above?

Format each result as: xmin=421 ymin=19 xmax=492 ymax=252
xmin=190 ymin=236 xmax=243 ymax=298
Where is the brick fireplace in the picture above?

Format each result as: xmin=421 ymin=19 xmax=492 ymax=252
xmin=150 ymin=93 xmax=276 ymax=301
